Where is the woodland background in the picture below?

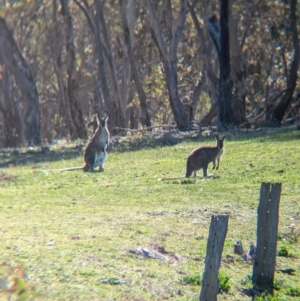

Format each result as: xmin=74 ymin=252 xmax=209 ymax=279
xmin=0 ymin=0 xmax=299 ymax=147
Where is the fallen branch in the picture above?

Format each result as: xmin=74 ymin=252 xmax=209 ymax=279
xmin=113 ymin=124 xmax=176 ymax=132
xmin=241 ymin=110 xmax=265 ymax=127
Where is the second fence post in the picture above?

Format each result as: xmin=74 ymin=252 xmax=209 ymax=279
xmin=252 ymin=182 xmax=282 ymax=290
xmin=200 ymin=214 xmax=229 ymax=301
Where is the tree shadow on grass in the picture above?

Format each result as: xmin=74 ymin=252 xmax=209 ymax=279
xmin=0 ymin=144 xmax=84 ymax=169
xmin=0 ymin=126 xmax=298 ymax=168
xmin=226 ymin=125 xmax=300 ymax=143
xmin=0 ymin=129 xmax=204 ymax=168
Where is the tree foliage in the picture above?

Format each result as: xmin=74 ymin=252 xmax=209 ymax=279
xmin=0 ymin=0 xmax=299 ymax=146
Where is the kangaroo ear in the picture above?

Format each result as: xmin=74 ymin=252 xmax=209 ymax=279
xmin=99 ymin=115 xmax=109 ymax=128
xmin=87 ymin=115 xmax=97 ymax=127
xmin=96 ymin=114 xmax=101 ymax=125
xmin=222 ymin=136 xmax=226 ymax=141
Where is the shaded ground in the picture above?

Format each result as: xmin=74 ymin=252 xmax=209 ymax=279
xmin=0 ymin=125 xmax=298 ymax=168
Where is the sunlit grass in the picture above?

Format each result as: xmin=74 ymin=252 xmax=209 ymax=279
xmin=1 ymin=129 xmax=300 ymax=300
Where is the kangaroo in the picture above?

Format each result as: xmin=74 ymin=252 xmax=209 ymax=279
xmin=39 ymin=113 xmax=110 ymax=173
xmin=82 ymin=113 xmax=110 ymax=171
xmin=185 ymin=135 xmax=225 ymax=178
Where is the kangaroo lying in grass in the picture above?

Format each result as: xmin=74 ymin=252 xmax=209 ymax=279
xmin=159 ymin=135 xmax=225 ymax=181
xmin=186 ymin=134 xmax=225 ymax=178
xmin=40 ymin=113 xmax=110 ymax=173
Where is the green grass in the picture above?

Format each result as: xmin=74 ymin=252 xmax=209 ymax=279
xmin=1 ymin=129 xmax=300 ymax=300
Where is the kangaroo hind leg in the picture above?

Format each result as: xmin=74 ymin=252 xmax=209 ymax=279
xmin=96 ymin=152 xmax=107 ymax=172
xmin=202 ymin=166 xmax=208 ymax=178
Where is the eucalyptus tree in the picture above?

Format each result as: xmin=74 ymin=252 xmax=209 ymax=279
xmin=120 ymin=0 xmax=151 ymax=128
xmin=47 ymin=0 xmax=78 ymax=140
xmin=207 ymin=10 xmax=235 ymax=128
xmin=0 ymin=0 xmax=298 ymax=148
xmin=59 ymin=0 xmax=87 ymax=139
xmin=0 ymin=17 xmax=41 ymax=146
xmin=217 ymin=0 xmax=235 ymax=127
xmin=74 ymin=0 xmax=128 ymax=132
xmin=270 ymin=0 xmax=299 ymax=124
xmin=147 ymin=0 xmax=190 ymax=130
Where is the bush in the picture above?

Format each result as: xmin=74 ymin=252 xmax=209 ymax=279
xmin=277 ymin=246 xmax=289 ymax=257
xmin=218 ymin=273 xmax=230 ymax=293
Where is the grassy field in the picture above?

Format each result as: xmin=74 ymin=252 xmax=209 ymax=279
xmin=1 ymin=128 xmax=300 ymax=301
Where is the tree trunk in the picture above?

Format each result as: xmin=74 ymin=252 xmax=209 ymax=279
xmin=270 ymin=0 xmax=299 ymax=124
xmin=0 ymin=65 xmax=25 ymax=147
xmin=97 ymin=0 xmax=126 ymax=129
xmin=228 ymin=0 xmax=246 ymax=124
xmin=120 ymin=0 xmax=151 ymax=128
xmin=74 ymin=0 xmax=117 ymax=132
xmin=12 ymin=89 xmax=25 ymax=146
xmin=188 ymin=2 xmax=218 ymax=87
xmin=218 ymin=0 xmax=234 ymax=128
xmin=50 ymin=0 xmax=77 ymax=140
xmin=0 ymin=17 xmax=41 ymax=146
xmin=163 ymin=60 xmax=190 ymax=129
xmin=60 ymin=0 xmax=86 ymax=139
xmin=190 ymin=72 xmax=206 ymax=121
xmin=199 ymin=103 xmax=218 ymax=126
xmin=94 ymin=1 xmax=117 ymax=132
xmin=148 ymin=0 xmax=190 ymax=130
xmin=41 ymin=103 xmax=53 ymax=144
xmin=55 ymin=54 xmax=78 ymax=139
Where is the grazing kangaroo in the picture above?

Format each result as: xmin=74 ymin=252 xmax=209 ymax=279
xmin=40 ymin=114 xmax=110 ymax=173
xmin=185 ymin=135 xmax=225 ymax=178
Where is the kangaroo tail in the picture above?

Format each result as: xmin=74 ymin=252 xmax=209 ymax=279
xmin=35 ymin=166 xmax=83 ymax=174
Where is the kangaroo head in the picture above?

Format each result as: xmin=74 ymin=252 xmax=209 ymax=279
xmin=215 ymin=135 xmax=226 ymax=149
xmin=96 ymin=113 xmax=109 ymax=130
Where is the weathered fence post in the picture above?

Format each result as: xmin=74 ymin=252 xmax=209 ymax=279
xmin=252 ymin=182 xmax=282 ymax=290
xmin=200 ymin=214 xmax=229 ymax=301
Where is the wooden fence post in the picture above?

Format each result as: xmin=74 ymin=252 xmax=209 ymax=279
xmin=200 ymin=214 xmax=229 ymax=301
xmin=252 ymin=182 xmax=282 ymax=289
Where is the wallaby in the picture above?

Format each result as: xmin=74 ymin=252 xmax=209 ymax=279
xmin=185 ymin=135 xmax=225 ymax=178
xmin=40 ymin=113 xmax=110 ymax=173
xmin=82 ymin=113 xmax=110 ymax=171
xmin=158 ymin=135 xmax=225 ymax=182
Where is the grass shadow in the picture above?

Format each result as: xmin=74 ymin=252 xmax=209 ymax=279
xmin=0 ymin=126 xmax=298 ymax=169
xmin=226 ymin=125 xmax=300 ymax=143
xmin=0 ymin=144 xmax=84 ymax=168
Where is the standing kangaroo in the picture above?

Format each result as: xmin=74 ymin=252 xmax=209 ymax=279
xmin=186 ymin=135 xmax=226 ymax=178
xmin=83 ymin=114 xmax=109 ymax=171
xmin=40 ymin=113 xmax=110 ymax=173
